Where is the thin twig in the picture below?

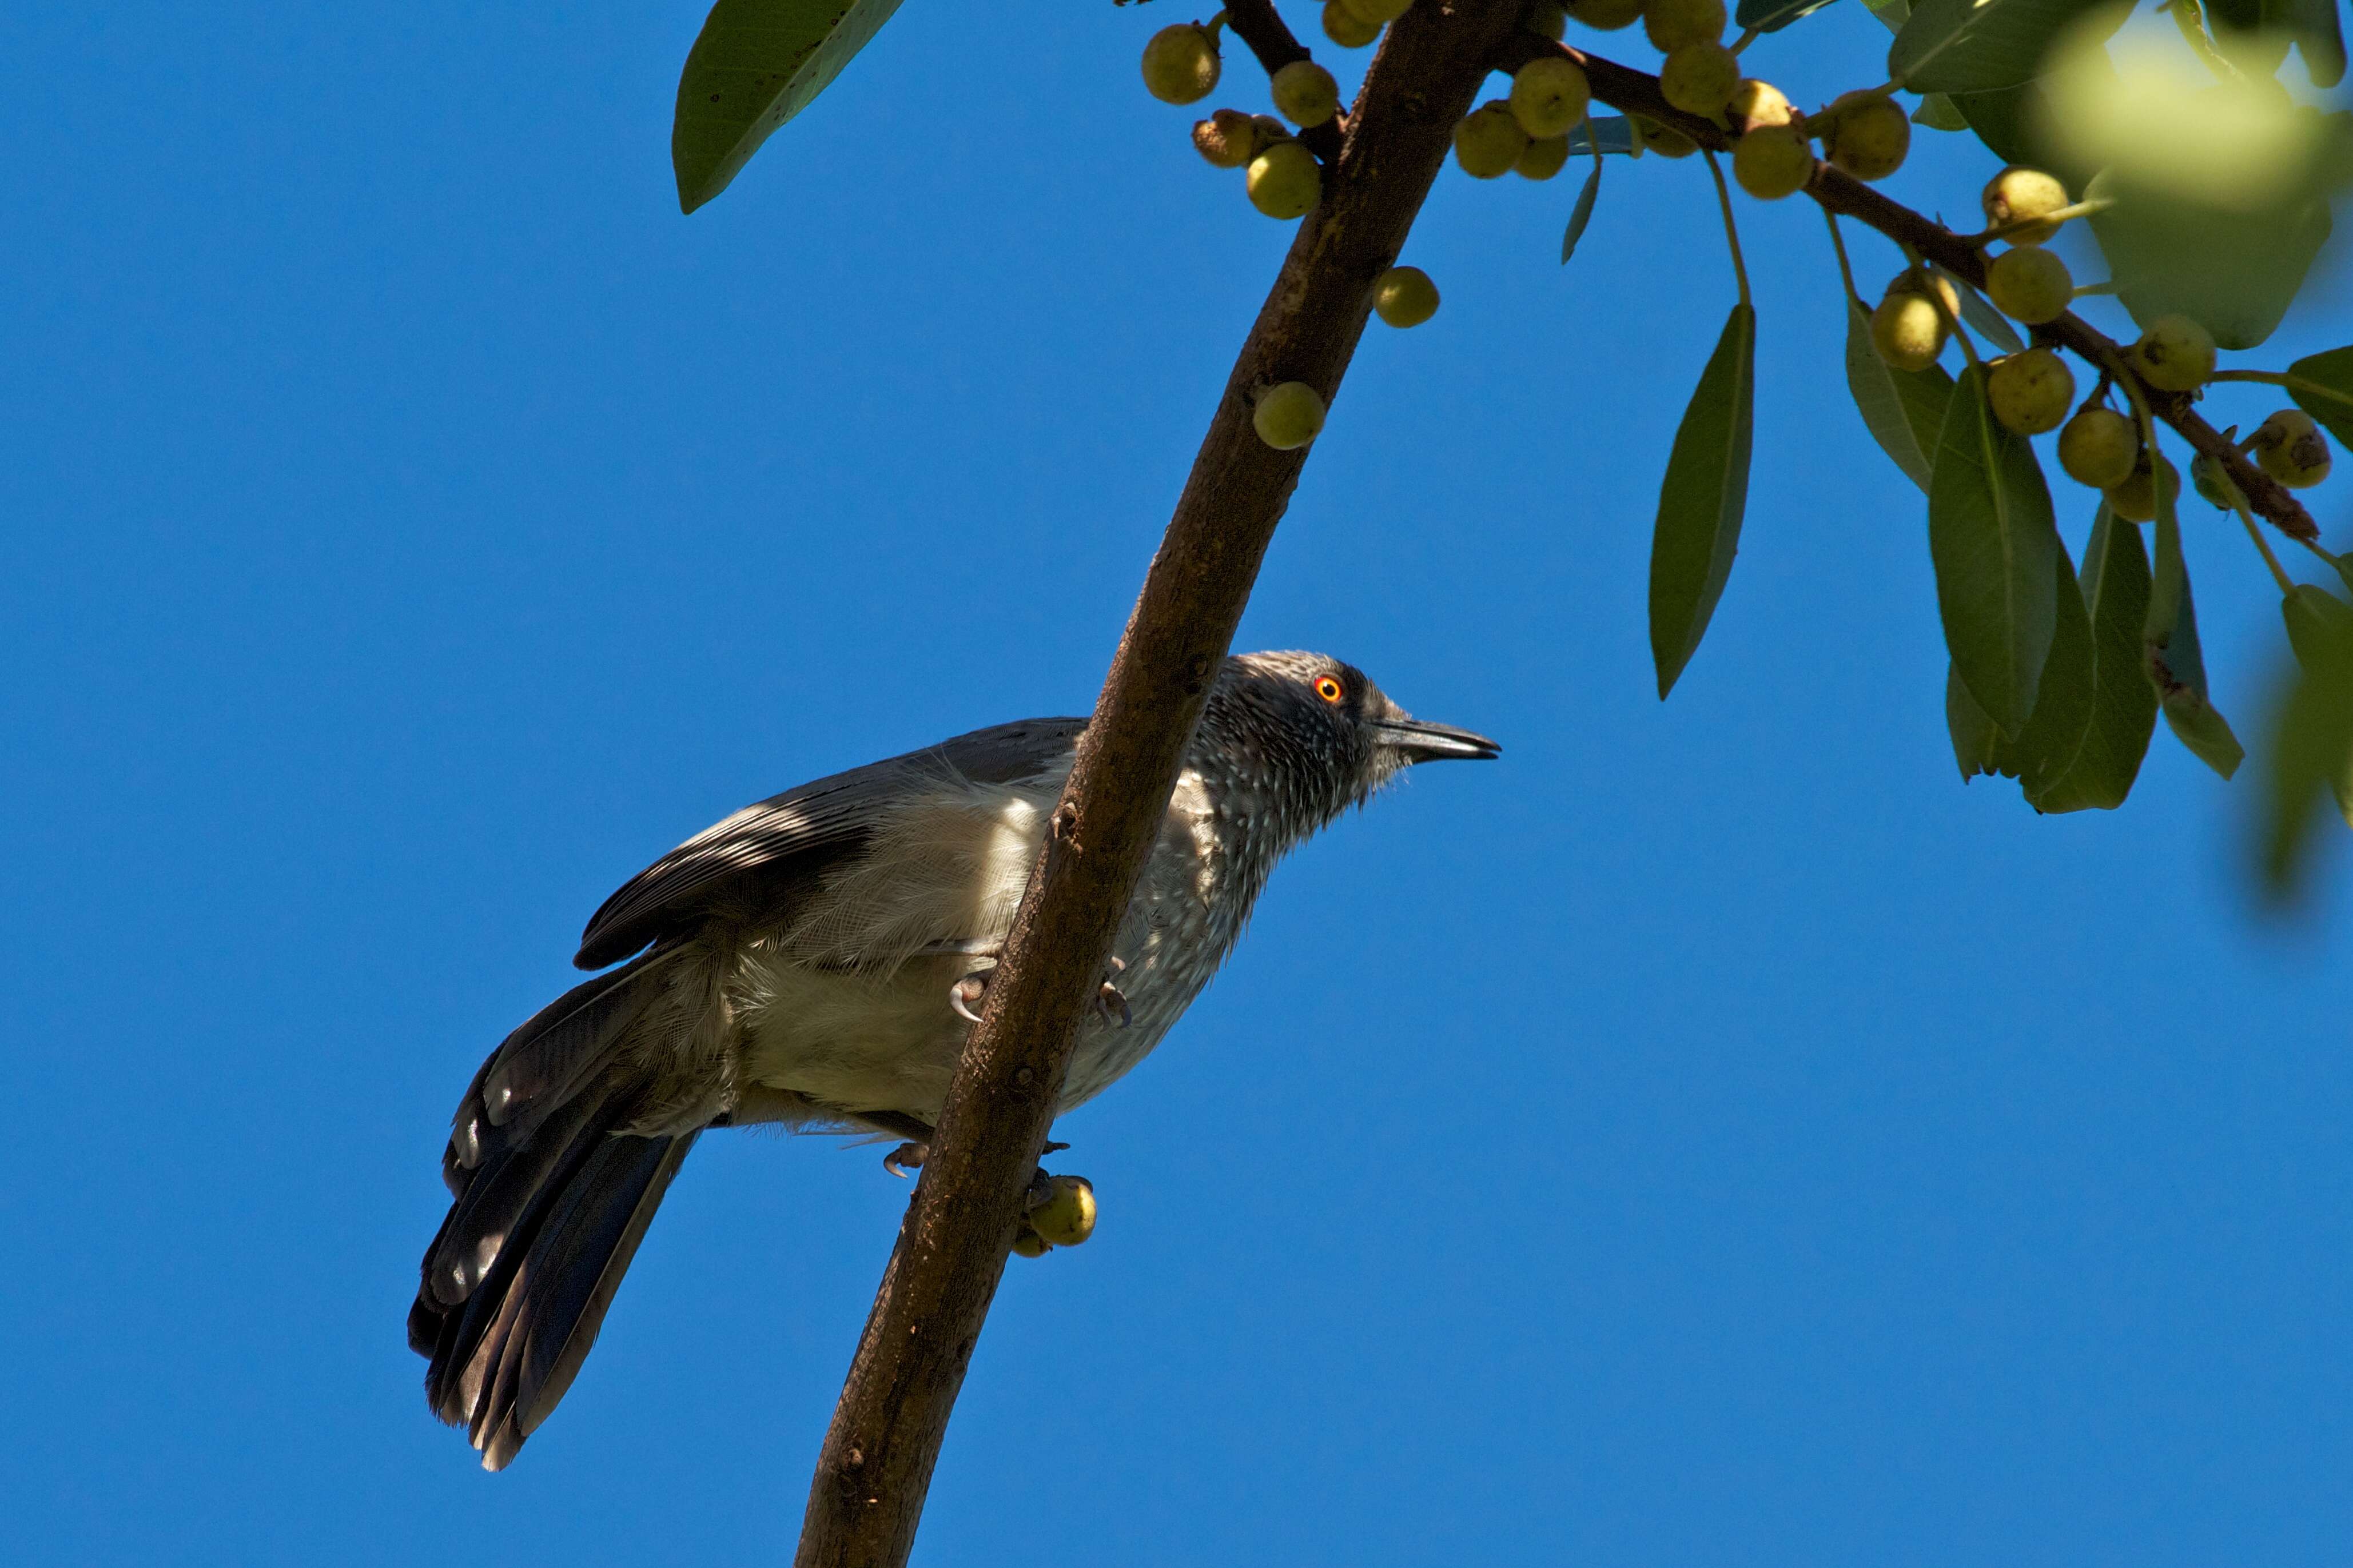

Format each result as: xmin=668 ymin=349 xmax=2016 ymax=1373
xmin=1222 ymin=0 xmax=1347 ymax=163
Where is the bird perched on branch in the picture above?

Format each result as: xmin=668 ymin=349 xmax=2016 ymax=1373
xmin=409 ymin=651 xmax=1498 ymax=1469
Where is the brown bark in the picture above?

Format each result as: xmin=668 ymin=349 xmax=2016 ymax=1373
xmin=790 ymin=5 xmax=1526 ymax=1565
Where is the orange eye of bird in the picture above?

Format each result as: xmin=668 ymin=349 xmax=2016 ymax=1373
xmin=1314 ymin=676 xmax=1344 ymax=704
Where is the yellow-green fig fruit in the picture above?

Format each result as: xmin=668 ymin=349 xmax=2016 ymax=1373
xmin=1732 ymin=125 xmax=1813 ymax=200
xmin=1192 ymin=108 xmax=1262 ymax=169
xmin=1981 ymin=166 xmax=2070 ymax=243
xmin=1986 ymin=348 xmax=2075 ymax=436
xmin=1340 ymin=0 xmax=1415 ymax=22
xmin=1323 ymin=0 xmax=1382 ymax=46
xmin=1566 ymin=0 xmax=1645 ymax=28
xmin=1515 ymin=134 xmax=1571 ymax=179
xmin=1660 ymin=42 xmax=1739 ymax=116
xmin=1634 ymin=116 xmax=1698 ymax=157
xmin=1823 ymin=93 xmax=1908 ymax=181
xmin=2106 ymin=449 xmax=2181 ymax=522
xmin=1872 ymin=290 xmax=1948 ymax=372
xmin=2129 ymin=314 xmax=2216 ymax=393
xmin=1643 ymin=0 xmax=1726 ymax=52
xmin=1271 ymin=60 xmax=1341 ymax=127
xmin=1010 ymin=1228 xmax=1051 ymax=1259
xmin=1373 ymin=265 xmax=1440 ymax=326
xmin=1526 ymin=1 xmax=1570 ymax=38
xmin=1141 ymin=24 xmax=1221 ymax=105
xmin=1246 ymin=141 xmax=1322 ymax=218
xmin=1253 ymin=381 xmax=1328 ymax=449
xmin=2058 ymin=407 xmax=2139 ymax=489
xmin=1727 ymin=78 xmax=1798 ymax=133
xmin=2252 ymin=408 xmax=2332 ymax=488
xmin=1984 ymin=246 xmax=2072 ymax=325
xmin=1509 ymin=55 xmax=1592 ymax=138
xmin=1028 ymin=1177 xmax=1097 ymax=1248
xmin=1454 ymin=101 xmax=1530 ymax=177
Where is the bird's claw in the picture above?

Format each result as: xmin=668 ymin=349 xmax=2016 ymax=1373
xmin=883 ymin=1142 xmax=930 ymax=1178
xmin=949 ymin=971 xmax=989 ymax=1025
xmin=1094 ymin=955 xmax=1131 ymax=1028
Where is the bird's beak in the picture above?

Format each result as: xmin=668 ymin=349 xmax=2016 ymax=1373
xmin=1375 ymin=718 xmax=1502 ymax=763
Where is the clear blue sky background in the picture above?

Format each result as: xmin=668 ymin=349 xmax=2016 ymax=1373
xmin=5 ymin=3 xmax=2351 ymax=1563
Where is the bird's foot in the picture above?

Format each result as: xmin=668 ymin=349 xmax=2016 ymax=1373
xmin=1095 ymin=955 xmax=1132 ymax=1029
xmin=949 ymin=970 xmax=990 ymax=1025
xmin=883 ymin=1142 xmax=930 ymax=1178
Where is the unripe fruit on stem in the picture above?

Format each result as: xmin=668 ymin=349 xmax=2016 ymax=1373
xmin=1141 ymin=25 xmax=1220 ymax=105
xmin=2253 ymin=408 xmax=2332 ymax=487
xmin=1253 ymin=381 xmax=1327 ymax=450
xmin=1822 ymin=93 xmax=1908 ymax=181
xmin=1984 ymin=245 xmax=2072 ymax=325
xmin=1516 ymin=135 xmax=1571 ymax=179
xmin=1339 ymin=0 xmax=1415 ymax=22
xmin=1509 ymin=55 xmax=1592 ymax=138
xmin=1882 ymin=266 xmax=1958 ymax=321
xmin=1643 ymin=0 xmax=1726 ymax=51
xmin=1981 ymin=166 xmax=2070 ymax=243
xmin=1323 ymin=0 xmax=1382 ymax=46
xmin=2105 ymin=450 xmax=2180 ymax=522
xmin=1192 ymin=109 xmax=1262 ymax=169
xmin=2058 ymin=407 xmax=2139 ymax=489
xmin=1727 ymin=78 xmax=1799 ymax=133
xmin=1271 ymin=61 xmax=1340 ymax=128
xmin=2129 ymin=314 xmax=2216 ymax=392
xmin=1454 ymin=101 xmax=1530 ymax=177
xmin=1733 ymin=125 xmax=1814 ymax=200
xmin=1872 ymin=291 xmax=1948 ymax=372
xmin=1527 ymin=1 xmax=1570 ymax=39
xmin=1634 ymin=116 xmax=1698 ymax=156
xmin=1028 ymin=1178 xmax=1097 ymax=1248
xmin=1010 ymin=1228 xmax=1050 ymax=1259
xmin=1373 ymin=265 xmax=1440 ymax=327
xmin=1660 ymin=42 xmax=1739 ymax=115
xmin=1566 ymin=0 xmax=1645 ymax=29
xmin=1987 ymin=348 xmax=2075 ymax=436
xmin=1252 ymin=113 xmax=1291 ymax=145
xmin=1246 ymin=141 xmax=1321 ymax=218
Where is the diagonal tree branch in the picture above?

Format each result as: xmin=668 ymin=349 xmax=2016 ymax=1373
xmin=790 ymin=5 xmax=1526 ymax=1565
xmin=1495 ymin=34 xmax=2320 ymax=542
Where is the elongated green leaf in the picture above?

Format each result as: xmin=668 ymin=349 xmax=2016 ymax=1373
xmin=1562 ymin=162 xmax=1602 ymax=264
xmin=1913 ymin=93 xmax=1969 ymax=130
xmin=2284 ymin=346 xmax=2353 ymax=446
xmin=1889 ymin=0 xmax=2115 ymax=93
xmin=1650 ymin=304 xmax=1757 ymax=698
xmin=1928 ymin=365 xmax=2060 ymax=737
xmin=1944 ymin=532 xmax=2094 ymax=792
xmin=1737 ymin=0 xmax=1842 ymax=31
xmin=1566 ymin=118 xmax=1638 ymax=156
xmin=2088 ymin=171 xmax=2333 ymax=351
xmin=672 ymin=0 xmax=907 ymax=214
xmin=2030 ymin=506 xmax=2157 ymax=812
xmin=1932 ymin=265 xmax=2025 ymax=355
xmin=1844 ymin=297 xmax=1954 ymax=491
xmin=2260 ymin=584 xmax=2353 ymax=896
xmin=2143 ymin=486 xmax=2244 ymax=778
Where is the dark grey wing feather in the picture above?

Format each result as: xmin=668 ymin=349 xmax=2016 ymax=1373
xmin=572 ymin=716 xmax=1086 ymax=969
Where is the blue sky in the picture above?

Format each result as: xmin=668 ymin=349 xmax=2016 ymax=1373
xmin=5 ymin=3 xmax=2351 ymax=1563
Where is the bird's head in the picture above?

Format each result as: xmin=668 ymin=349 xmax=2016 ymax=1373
xmin=1204 ymin=651 xmax=1500 ymax=829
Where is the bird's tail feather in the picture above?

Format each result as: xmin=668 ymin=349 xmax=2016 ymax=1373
xmin=412 ymin=949 xmax=702 ymax=1470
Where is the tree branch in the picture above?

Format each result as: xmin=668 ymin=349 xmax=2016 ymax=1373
xmin=790 ymin=5 xmax=1526 ymax=1566
xmin=1495 ymin=34 xmax=2321 ymax=542
xmin=1223 ymin=0 xmax=1347 ymax=163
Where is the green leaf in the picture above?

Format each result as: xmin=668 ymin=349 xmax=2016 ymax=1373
xmin=2087 ymin=171 xmax=2332 ymax=351
xmin=1566 ymin=117 xmax=1638 ymax=156
xmin=2266 ymin=0 xmax=2348 ymax=89
xmin=1650 ymin=304 xmax=1757 ymax=698
xmin=1562 ymin=161 xmax=1602 ymax=264
xmin=1928 ymin=364 xmax=2061 ymax=737
xmin=672 ymin=0 xmax=907 ymax=214
xmin=1737 ymin=0 xmax=1842 ymax=29
xmin=2259 ymin=584 xmax=2353 ymax=896
xmin=2030 ymin=506 xmax=2157 ymax=812
xmin=1844 ymin=296 xmax=1955 ymax=491
xmin=1932 ymin=265 xmax=2025 ymax=356
xmin=1913 ymin=93 xmax=1970 ymax=130
xmin=1889 ymin=0 xmax=2117 ymax=94
xmin=1865 ymin=0 xmax=1911 ymax=34
xmin=2143 ymin=484 xmax=2245 ymax=778
xmin=2283 ymin=346 xmax=2353 ymax=447
xmin=1944 ymin=531 xmax=2096 ymax=793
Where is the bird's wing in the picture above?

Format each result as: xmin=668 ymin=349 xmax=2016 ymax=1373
xmin=572 ymin=716 xmax=1088 ymax=969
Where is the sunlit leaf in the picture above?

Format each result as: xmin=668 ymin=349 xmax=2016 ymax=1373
xmin=1928 ymin=365 xmax=2061 ymax=737
xmin=672 ymin=0 xmax=907 ymax=214
xmin=1889 ymin=0 xmax=2117 ymax=94
xmin=1650 ymin=304 xmax=1757 ymax=698
xmin=2029 ymin=506 xmax=2157 ymax=812
xmin=1737 ymin=0 xmax=1842 ymax=30
xmin=1562 ymin=161 xmax=1602 ymax=264
xmin=2259 ymin=584 xmax=2353 ymax=897
xmin=1845 ymin=297 xmax=1954 ymax=491
xmin=2143 ymin=484 xmax=2244 ymax=778
xmin=2283 ymin=345 xmax=2353 ymax=446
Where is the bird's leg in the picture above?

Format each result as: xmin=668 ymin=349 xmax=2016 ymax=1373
xmin=858 ymin=1109 xmax=937 ymax=1178
xmin=1094 ymin=955 xmax=1132 ymax=1030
